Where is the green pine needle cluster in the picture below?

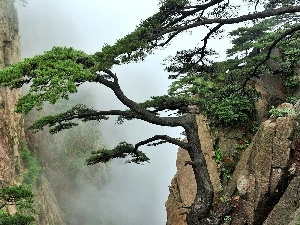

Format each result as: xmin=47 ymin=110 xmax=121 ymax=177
xmin=86 ymin=142 xmax=150 ymax=165
xmin=0 ymin=47 xmax=96 ymax=114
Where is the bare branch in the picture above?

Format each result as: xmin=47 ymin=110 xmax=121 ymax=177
xmin=163 ymin=0 xmax=224 ymax=28
xmin=252 ymin=24 xmax=300 ymax=77
xmin=158 ymin=30 xmax=181 ymax=47
xmin=65 ymin=109 xmax=139 ymax=121
xmin=135 ymin=135 xmax=190 ymax=151
xmin=179 ymin=23 xmax=224 ymax=74
xmin=190 ymin=0 xmax=225 ymax=11
xmin=157 ymin=6 xmax=300 ymax=38
xmin=86 ymin=142 xmax=150 ymax=165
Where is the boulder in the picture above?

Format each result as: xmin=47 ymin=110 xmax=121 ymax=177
xmin=226 ymin=103 xmax=298 ymax=224
xmin=264 ymin=177 xmax=300 ymax=225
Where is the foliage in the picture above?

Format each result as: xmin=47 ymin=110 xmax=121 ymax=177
xmin=285 ymin=96 xmax=300 ymax=105
xmin=220 ymin=194 xmax=230 ymax=204
xmin=28 ymin=104 xmax=108 ymax=134
xmin=0 ymin=185 xmax=34 ymax=225
xmin=0 ymin=47 xmax=96 ymax=114
xmin=6 ymin=145 xmax=40 ymax=225
xmin=224 ymin=215 xmax=232 ymax=222
xmin=86 ymin=142 xmax=149 ymax=165
xmin=176 ymin=192 xmax=183 ymax=203
xmin=264 ymin=0 xmax=300 ymax=9
xmin=0 ymin=185 xmax=33 ymax=209
xmin=269 ymin=105 xmax=297 ymax=118
xmin=235 ymin=142 xmax=249 ymax=151
xmin=20 ymin=144 xmax=42 ymax=188
xmin=214 ymin=148 xmax=231 ymax=181
xmin=208 ymin=95 xmax=255 ymax=126
xmin=215 ymin=148 xmax=223 ymax=165
xmin=140 ymin=95 xmax=193 ymax=115
xmin=0 ymin=213 xmax=34 ymax=225
xmin=167 ymin=72 xmax=255 ymax=126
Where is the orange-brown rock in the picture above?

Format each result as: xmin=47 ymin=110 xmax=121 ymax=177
xmin=166 ymin=114 xmax=221 ymax=225
xmin=0 ymin=1 xmax=66 ymax=224
xmin=226 ymin=103 xmax=298 ymax=224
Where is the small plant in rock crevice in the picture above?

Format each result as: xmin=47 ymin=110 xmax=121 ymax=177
xmin=214 ymin=148 xmax=232 ymax=182
xmin=220 ymin=194 xmax=230 ymax=204
xmin=269 ymin=106 xmax=297 ymax=119
xmin=224 ymin=215 xmax=232 ymax=222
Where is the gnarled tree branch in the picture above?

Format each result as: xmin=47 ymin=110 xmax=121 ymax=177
xmin=240 ymin=24 xmax=300 ymax=91
xmin=135 ymin=135 xmax=190 ymax=151
xmin=95 ymin=69 xmax=189 ymax=128
xmin=156 ymin=5 xmax=300 ymax=43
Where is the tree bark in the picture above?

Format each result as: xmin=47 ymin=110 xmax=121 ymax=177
xmin=184 ymin=115 xmax=214 ymax=224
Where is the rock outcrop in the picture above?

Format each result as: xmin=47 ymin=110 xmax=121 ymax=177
xmin=0 ymin=0 xmax=22 ymax=188
xmin=166 ymin=102 xmax=299 ymax=224
xmin=0 ymin=1 xmax=66 ymax=224
xmin=264 ymin=176 xmax=300 ymax=225
xmin=226 ymin=103 xmax=299 ymax=224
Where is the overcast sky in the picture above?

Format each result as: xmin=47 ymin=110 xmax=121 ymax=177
xmin=15 ymin=1 xmax=240 ymax=224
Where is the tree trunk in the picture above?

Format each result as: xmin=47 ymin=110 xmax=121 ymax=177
xmin=185 ymin=116 xmax=214 ymax=225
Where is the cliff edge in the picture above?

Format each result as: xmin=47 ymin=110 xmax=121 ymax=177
xmin=166 ymin=68 xmax=300 ymax=225
xmin=0 ymin=1 xmax=65 ymax=224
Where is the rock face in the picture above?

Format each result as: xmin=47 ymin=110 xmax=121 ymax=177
xmin=0 ymin=0 xmax=23 ymax=189
xmin=255 ymin=73 xmax=285 ymax=123
xmin=165 ymin=147 xmax=197 ymax=225
xmin=33 ymin=175 xmax=66 ymax=225
xmin=166 ymin=102 xmax=300 ymax=224
xmin=264 ymin=176 xmax=300 ymax=225
xmin=226 ymin=103 xmax=298 ymax=224
xmin=0 ymin=1 xmax=65 ymax=224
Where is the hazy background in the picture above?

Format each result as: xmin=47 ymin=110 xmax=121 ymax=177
xmin=15 ymin=0 xmax=237 ymax=224
xmin=16 ymin=1 xmax=181 ymax=224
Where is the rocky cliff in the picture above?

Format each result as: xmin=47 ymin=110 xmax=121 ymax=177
xmin=0 ymin=1 xmax=65 ymax=224
xmin=166 ymin=73 xmax=300 ymax=223
xmin=0 ymin=0 xmax=23 ymax=189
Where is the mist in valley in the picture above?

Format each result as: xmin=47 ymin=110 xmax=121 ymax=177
xmin=16 ymin=1 xmax=181 ymax=224
xmin=15 ymin=0 xmax=239 ymax=223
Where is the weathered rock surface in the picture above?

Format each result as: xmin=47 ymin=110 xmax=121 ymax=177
xmin=165 ymin=114 xmax=221 ymax=225
xmin=165 ymin=146 xmax=197 ymax=225
xmin=263 ymin=177 xmax=300 ymax=225
xmin=226 ymin=103 xmax=298 ymax=225
xmin=196 ymin=114 xmax=222 ymax=193
xmin=0 ymin=1 xmax=66 ymax=224
xmin=166 ymin=102 xmax=299 ymax=225
xmin=0 ymin=0 xmax=22 ymax=188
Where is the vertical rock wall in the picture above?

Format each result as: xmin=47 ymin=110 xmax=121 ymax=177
xmin=0 ymin=0 xmax=23 ymax=188
xmin=0 ymin=1 xmax=66 ymax=224
xmin=166 ymin=75 xmax=300 ymax=224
